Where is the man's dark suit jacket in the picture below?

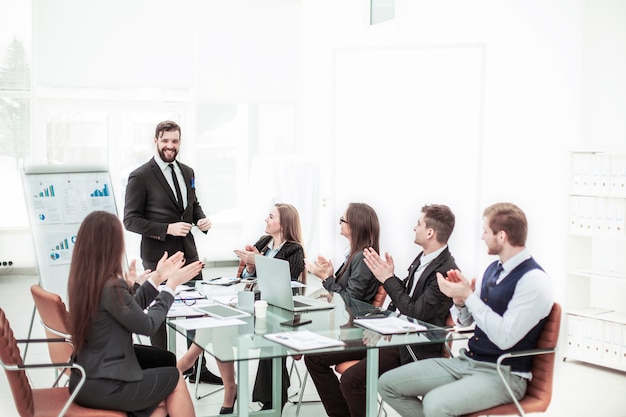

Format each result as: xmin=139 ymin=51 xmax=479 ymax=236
xmin=124 ymin=157 xmax=206 ymax=272
xmin=383 ymin=247 xmax=457 ymax=364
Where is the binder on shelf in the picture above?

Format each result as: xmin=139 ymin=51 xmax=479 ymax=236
xmin=569 ymin=196 xmax=582 ymax=235
xmin=606 ymin=198 xmax=625 ymax=238
xmin=590 ymin=153 xmax=611 ymax=196
xmin=566 ymin=313 xmax=578 ymax=357
xmin=592 ymin=318 xmax=605 ymax=360
xmin=593 ymin=197 xmax=607 ymax=236
xmin=581 ymin=196 xmax=594 ymax=236
xmin=609 ymin=319 xmax=623 ymax=365
xmin=571 ymin=152 xmax=588 ymax=195
xmin=566 ymin=307 xmax=613 ymax=359
xmin=609 ymin=154 xmax=626 ymax=198
xmin=602 ymin=318 xmax=613 ymax=362
xmin=582 ymin=315 xmax=595 ymax=359
xmin=596 ymin=311 xmax=626 ymax=366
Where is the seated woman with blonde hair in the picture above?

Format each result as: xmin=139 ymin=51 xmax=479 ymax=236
xmin=178 ymin=203 xmax=305 ymax=413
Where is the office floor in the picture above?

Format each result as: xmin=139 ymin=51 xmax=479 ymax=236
xmin=1 ymin=271 xmax=626 ymax=417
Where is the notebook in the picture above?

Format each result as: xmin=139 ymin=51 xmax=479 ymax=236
xmin=255 ymin=255 xmax=335 ymax=312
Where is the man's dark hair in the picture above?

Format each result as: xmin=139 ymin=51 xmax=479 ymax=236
xmin=154 ymin=120 xmax=181 ymax=139
xmin=422 ymin=204 xmax=455 ymax=244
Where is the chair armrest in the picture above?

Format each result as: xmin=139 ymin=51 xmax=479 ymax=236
xmin=17 ymin=337 xmax=70 ymax=344
xmin=40 ymin=321 xmax=72 ymax=339
xmin=406 ymin=327 xmax=459 ymax=361
xmin=2 ymin=338 xmax=85 ymax=417
xmin=496 ymin=347 xmax=556 ymax=363
xmin=16 ymin=336 xmax=76 ymax=360
xmin=494 ymin=347 xmax=558 ymax=416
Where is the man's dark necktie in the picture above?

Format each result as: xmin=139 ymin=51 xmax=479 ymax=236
xmin=168 ymin=163 xmax=184 ymax=212
xmin=387 ymin=259 xmax=421 ymax=312
xmin=487 ymin=262 xmax=504 ymax=288
xmin=404 ymin=258 xmax=421 ymax=295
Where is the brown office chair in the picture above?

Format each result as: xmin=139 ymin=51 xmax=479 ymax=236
xmin=0 ymin=308 xmax=126 ymax=417
xmin=30 ymin=285 xmax=73 ymax=385
xmin=462 ymin=302 xmax=562 ymax=417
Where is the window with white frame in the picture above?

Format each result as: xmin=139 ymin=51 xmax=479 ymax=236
xmin=1 ymin=0 xmax=303 ymax=264
xmin=0 ymin=0 xmax=31 ymax=228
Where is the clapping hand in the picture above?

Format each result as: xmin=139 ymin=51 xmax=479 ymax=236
xmin=124 ymin=259 xmax=150 ymax=287
xmin=436 ymin=269 xmax=475 ymax=305
xmin=151 ymin=251 xmax=203 ymax=289
xmin=304 ymin=255 xmax=334 ymax=280
xmin=234 ymin=244 xmax=260 ymax=272
xmin=363 ymin=247 xmax=395 ymax=283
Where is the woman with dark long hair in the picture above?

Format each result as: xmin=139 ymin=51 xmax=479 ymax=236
xmin=67 ymin=210 xmax=202 ymax=417
xmin=305 ymin=202 xmax=380 ymax=303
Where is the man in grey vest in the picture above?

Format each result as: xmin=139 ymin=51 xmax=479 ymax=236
xmin=379 ymin=202 xmax=554 ymax=417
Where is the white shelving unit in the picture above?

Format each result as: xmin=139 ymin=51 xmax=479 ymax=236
xmin=565 ymin=151 xmax=626 ymax=372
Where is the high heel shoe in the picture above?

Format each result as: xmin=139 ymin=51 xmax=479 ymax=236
xmin=219 ymin=393 xmax=237 ymax=414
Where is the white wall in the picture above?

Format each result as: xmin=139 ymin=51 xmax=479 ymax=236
xmin=3 ymin=0 xmax=626 ymax=291
xmin=298 ymin=0 xmax=587 ymax=289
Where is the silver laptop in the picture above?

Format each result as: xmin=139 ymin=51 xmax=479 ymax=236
xmin=255 ymin=255 xmax=335 ymax=312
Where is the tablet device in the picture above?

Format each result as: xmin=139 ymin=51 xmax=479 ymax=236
xmin=281 ymin=318 xmax=312 ymax=327
xmin=193 ymin=304 xmax=251 ymax=319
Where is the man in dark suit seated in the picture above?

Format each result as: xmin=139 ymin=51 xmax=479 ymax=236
xmin=123 ymin=120 xmax=221 ymax=384
xmin=378 ymin=202 xmax=554 ymax=417
xmin=304 ymin=204 xmax=457 ymax=417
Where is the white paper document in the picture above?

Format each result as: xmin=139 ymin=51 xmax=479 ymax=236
xmin=174 ymin=290 xmax=206 ymax=300
xmin=173 ymin=317 xmax=246 ymax=330
xmin=167 ymin=299 xmax=213 ymax=318
xmin=211 ymin=295 xmax=239 ymax=306
xmin=205 ymin=277 xmax=241 ymax=286
xmin=264 ymin=330 xmax=345 ymax=351
xmin=353 ymin=317 xmax=427 ymax=335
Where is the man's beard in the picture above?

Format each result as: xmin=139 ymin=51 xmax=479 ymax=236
xmin=159 ymin=148 xmax=178 ymax=163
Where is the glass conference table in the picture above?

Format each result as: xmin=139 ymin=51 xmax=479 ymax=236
xmin=167 ymin=283 xmax=466 ymax=417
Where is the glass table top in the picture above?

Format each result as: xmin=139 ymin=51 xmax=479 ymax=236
xmin=168 ymin=287 xmax=464 ymax=362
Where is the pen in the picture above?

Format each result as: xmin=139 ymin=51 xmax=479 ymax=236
xmin=207 ymin=277 xmax=222 ymax=282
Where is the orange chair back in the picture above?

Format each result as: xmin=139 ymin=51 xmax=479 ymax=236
xmin=0 ymin=308 xmax=35 ymax=416
xmin=30 ymin=285 xmax=73 ymax=364
xmin=463 ymin=302 xmax=562 ymax=417
xmin=0 ymin=308 xmax=126 ymax=417
xmin=372 ymin=285 xmax=387 ymax=308
xmin=236 ymin=260 xmax=246 ymax=278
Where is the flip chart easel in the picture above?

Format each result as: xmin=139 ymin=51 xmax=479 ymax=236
xmin=21 ymin=165 xmax=118 ymax=354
